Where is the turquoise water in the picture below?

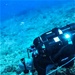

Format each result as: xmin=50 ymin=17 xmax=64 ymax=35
xmin=0 ymin=0 xmax=75 ymax=75
xmin=1 ymin=0 xmax=74 ymax=22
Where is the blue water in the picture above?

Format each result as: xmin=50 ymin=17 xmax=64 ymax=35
xmin=1 ymin=0 xmax=74 ymax=22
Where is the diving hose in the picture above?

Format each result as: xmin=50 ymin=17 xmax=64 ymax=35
xmin=46 ymin=56 xmax=75 ymax=75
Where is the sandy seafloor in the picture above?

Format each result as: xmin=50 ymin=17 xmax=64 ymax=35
xmin=0 ymin=1 xmax=75 ymax=75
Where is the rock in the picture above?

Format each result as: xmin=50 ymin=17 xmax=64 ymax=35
xmin=2 ymin=65 xmax=16 ymax=73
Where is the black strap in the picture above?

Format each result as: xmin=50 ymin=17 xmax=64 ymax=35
xmin=21 ymin=58 xmax=29 ymax=73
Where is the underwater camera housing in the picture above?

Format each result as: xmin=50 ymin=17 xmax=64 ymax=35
xmin=18 ymin=23 xmax=75 ymax=75
xmin=33 ymin=23 xmax=75 ymax=56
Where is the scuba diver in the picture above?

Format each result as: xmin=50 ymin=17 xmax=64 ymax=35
xmin=17 ymin=23 xmax=75 ymax=75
